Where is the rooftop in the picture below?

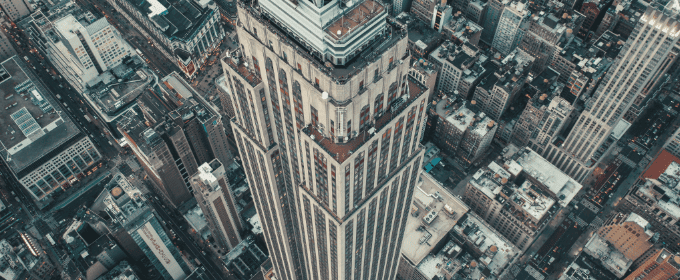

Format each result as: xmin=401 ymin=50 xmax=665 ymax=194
xmin=452 ymin=212 xmax=522 ymax=276
xmin=183 ymin=203 xmax=210 ymax=240
xmin=583 ymin=233 xmax=632 ymax=277
xmin=0 ymin=56 xmax=81 ymax=176
xmin=127 ymin=0 xmax=216 ymax=43
xmin=222 ymin=56 xmax=261 ymax=87
xmin=558 ymin=253 xmax=620 ymax=280
xmin=401 ymin=173 xmax=469 ymax=265
xmin=243 ymin=2 xmax=407 ymax=84
xmin=85 ymin=56 xmax=156 ymax=121
xmin=513 ymin=148 xmax=582 ymax=207
xmin=637 ymin=161 xmax=680 ymax=218
xmin=101 ymin=173 xmax=148 ymax=227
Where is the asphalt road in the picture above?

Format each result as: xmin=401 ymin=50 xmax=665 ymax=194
xmin=148 ymin=198 xmax=226 ymax=280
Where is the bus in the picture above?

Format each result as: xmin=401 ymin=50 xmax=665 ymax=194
xmin=135 ymin=49 xmax=143 ymax=56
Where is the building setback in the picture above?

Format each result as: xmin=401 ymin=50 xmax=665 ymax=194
xmin=222 ymin=1 xmax=430 ymax=279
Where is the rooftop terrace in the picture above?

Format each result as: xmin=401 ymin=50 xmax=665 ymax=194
xmin=324 ymin=0 xmax=385 ymax=41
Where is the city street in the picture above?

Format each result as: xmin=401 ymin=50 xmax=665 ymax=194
xmin=148 ymin=198 xmax=229 ymax=280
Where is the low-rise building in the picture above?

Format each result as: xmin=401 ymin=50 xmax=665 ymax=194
xmin=397 ymin=172 xmax=469 ymax=280
xmin=463 ymin=147 xmax=582 ymax=251
xmin=472 ymin=49 xmax=533 ymax=121
xmin=429 ymin=41 xmax=487 ymax=99
xmin=0 ymin=56 xmax=101 ymax=207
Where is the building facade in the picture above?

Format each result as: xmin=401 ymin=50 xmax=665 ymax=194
xmin=0 ymin=0 xmax=31 ymax=21
xmin=191 ymin=160 xmax=244 ymax=251
xmin=542 ymin=4 xmax=680 ymax=182
xmin=221 ymin=1 xmax=430 ymax=279
xmin=492 ymin=1 xmax=530 ymax=55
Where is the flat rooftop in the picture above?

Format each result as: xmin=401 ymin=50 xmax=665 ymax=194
xmin=584 ymin=233 xmax=632 ymax=277
xmin=637 ymin=161 xmax=680 ymax=218
xmin=513 ymin=148 xmax=583 ymax=207
xmin=401 ymin=173 xmax=469 ymax=265
xmin=559 ymin=253 xmax=619 ymax=280
xmin=325 ymin=0 xmax=385 ymax=41
xmin=0 ymin=56 xmax=81 ymax=175
xmin=452 ymin=213 xmax=521 ymax=276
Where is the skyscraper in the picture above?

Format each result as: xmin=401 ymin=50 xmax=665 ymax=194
xmin=191 ymin=160 xmax=243 ymax=251
xmin=542 ymin=3 xmax=680 ymax=181
xmin=221 ymin=1 xmax=430 ymax=279
xmin=492 ymin=1 xmax=530 ymax=55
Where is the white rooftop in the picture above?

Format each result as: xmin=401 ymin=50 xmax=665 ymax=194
xmin=639 ymin=161 xmax=680 ymax=218
xmin=510 ymin=180 xmax=556 ymax=221
xmin=446 ymin=106 xmax=475 ymax=132
xmin=514 ymin=148 xmax=582 ymax=207
xmin=401 ymin=173 xmax=469 ymax=265
xmin=184 ymin=204 xmax=210 ymax=240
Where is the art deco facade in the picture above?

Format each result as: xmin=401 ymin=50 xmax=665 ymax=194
xmin=221 ymin=1 xmax=429 ymax=279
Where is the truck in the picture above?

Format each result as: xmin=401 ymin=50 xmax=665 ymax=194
xmin=135 ymin=48 xmax=143 ymax=56
xmin=23 ymin=56 xmax=28 ymax=62
xmin=55 ymin=94 xmax=62 ymax=100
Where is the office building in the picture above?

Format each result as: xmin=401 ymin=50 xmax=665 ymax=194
xmin=510 ymin=69 xmax=573 ymax=149
xmin=81 ymin=55 xmax=157 ymax=123
xmin=542 ymin=4 xmax=680 ymax=182
xmin=120 ymin=73 xmax=232 ymax=207
xmin=480 ymin=0 xmax=505 ymax=45
xmin=463 ymin=148 xmax=582 ymax=251
xmin=625 ymin=248 xmax=680 ymax=280
xmin=432 ymin=98 xmax=497 ymax=167
xmin=517 ymin=10 xmax=583 ymax=74
xmin=617 ymin=152 xmax=680 ymax=253
xmin=22 ymin=4 xmax=132 ymax=93
xmin=441 ymin=14 xmax=483 ymax=47
xmin=223 ymin=235 xmax=268 ymax=279
xmin=411 ymin=0 xmax=438 ymax=24
xmin=0 ymin=56 xmax=101 ymax=207
xmin=222 ymin=1 xmax=430 ymax=279
xmin=583 ymin=213 xmax=655 ymax=278
xmin=191 ymin=160 xmax=243 ymax=251
xmin=472 ymin=49 xmax=533 ymax=121
xmin=429 ymin=41 xmax=486 ymax=99
xmin=106 ymin=0 xmax=223 ymax=78
xmin=102 ymin=172 xmax=191 ymax=280
xmin=0 ymin=31 xmax=17 ymax=62
xmin=597 ymin=212 xmax=654 ymax=261
xmin=492 ymin=1 xmax=530 ymax=55
xmin=664 ymin=127 xmax=680 ymax=158
xmin=0 ymin=0 xmax=32 ymax=21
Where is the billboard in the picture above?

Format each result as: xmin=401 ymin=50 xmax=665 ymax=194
xmin=137 ymin=222 xmax=187 ymax=280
